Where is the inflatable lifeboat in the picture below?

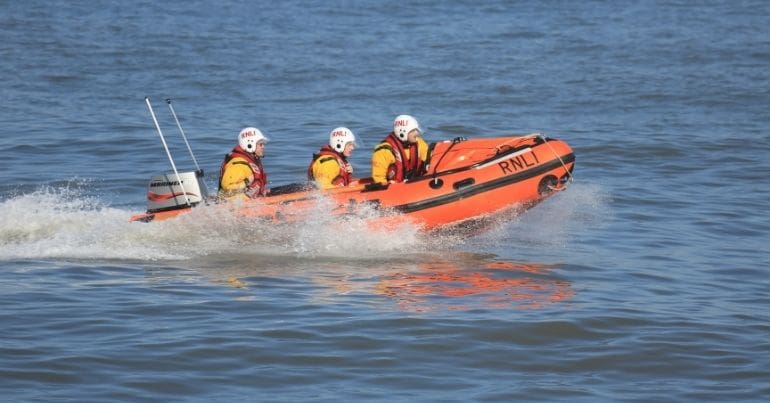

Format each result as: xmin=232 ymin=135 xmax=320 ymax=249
xmin=130 ymin=133 xmax=575 ymax=231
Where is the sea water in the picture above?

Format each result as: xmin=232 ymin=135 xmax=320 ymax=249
xmin=1 ymin=1 xmax=769 ymax=401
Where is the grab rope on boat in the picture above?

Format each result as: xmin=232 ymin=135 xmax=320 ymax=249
xmin=430 ymin=136 xmax=466 ymax=186
xmin=536 ymin=133 xmax=574 ymax=191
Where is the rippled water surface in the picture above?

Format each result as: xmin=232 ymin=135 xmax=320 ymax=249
xmin=2 ymin=1 xmax=769 ymax=401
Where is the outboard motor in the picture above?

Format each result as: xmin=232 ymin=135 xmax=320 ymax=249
xmin=145 ymin=170 xmax=208 ymax=213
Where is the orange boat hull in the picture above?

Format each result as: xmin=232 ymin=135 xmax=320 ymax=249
xmin=131 ymin=135 xmax=575 ymax=231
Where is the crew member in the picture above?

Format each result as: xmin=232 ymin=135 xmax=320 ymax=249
xmin=308 ymin=127 xmax=357 ymax=189
xmin=371 ymin=114 xmax=429 ymax=184
xmin=218 ymin=127 xmax=269 ymax=201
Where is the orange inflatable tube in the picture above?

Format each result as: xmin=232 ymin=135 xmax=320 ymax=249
xmin=131 ymin=134 xmax=575 ymax=231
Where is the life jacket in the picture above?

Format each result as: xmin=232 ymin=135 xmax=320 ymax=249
xmin=218 ymin=146 xmax=268 ymax=197
xmin=374 ymin=132 xmax=424 ymax=182
xmin=307 ymin=145 xmax=352 ymax=186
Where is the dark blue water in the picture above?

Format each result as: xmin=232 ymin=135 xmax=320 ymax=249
xmin=2 ymin=1 xmax=769 ymax=401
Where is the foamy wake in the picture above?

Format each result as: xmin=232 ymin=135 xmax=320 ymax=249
xmin=469 ymin=181 xmax=612 ymax=250
xmin=0 ymin=182 xmax=609 ymax=262
xmin=0 ymin=186 xmax=424 ymax=261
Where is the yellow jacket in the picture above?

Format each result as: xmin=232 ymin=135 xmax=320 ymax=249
xmin=371 ymin=136 xmax=429 ymax=184
xmin=310 ymin=156 xmax=346 ymax=189
xmin=219 ymin=156 xmax=253 ymax=201
xmin=218 ymin=152 xmax=267 ymax=201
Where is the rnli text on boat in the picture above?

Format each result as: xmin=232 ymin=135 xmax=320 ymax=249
xmin=497 ymin=151 xmax=540 ymax=175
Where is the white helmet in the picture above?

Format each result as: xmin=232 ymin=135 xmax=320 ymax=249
xmin=238 ymin=127 xmax=268 ymax=153
xmin=393 ymin=114 xmax=420 ymax=142
xmin=329 ymin=126 xmax=356 ymax=152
